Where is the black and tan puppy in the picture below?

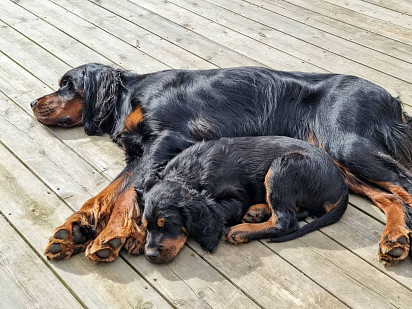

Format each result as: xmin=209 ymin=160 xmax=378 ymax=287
xmin=142 ymin=136 xmax=348 ymax=263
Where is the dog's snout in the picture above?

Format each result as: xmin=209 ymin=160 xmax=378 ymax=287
xmin=145 ymin=247 xmax=160 ymax=261
xmin=30 ymin=99 xmax=38 ymax=109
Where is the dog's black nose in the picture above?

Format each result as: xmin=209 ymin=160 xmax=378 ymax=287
xmin=30 ymin=100 xmax=38 ymax=109
xmin=145 ymin=249 xmax=159 ymax=261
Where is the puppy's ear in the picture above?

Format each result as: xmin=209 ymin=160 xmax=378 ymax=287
xmin=180 ymin=197 xmax=223 ymax=253
xmin=82 ymin=65 xmax=121 ymax=136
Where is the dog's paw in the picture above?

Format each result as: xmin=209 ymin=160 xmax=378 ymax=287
xmin=44 ymin=216 xmax=96 ymax=260
xmin=378 ymin=227 xmax=410 ymax=266
xmin=224 ymin=226 xmax=250 ymax=245
xmin=124 ymin=225 xmax=147 ymax=255
xmin=242 ymin=204 xmax=271 ymax=223
xmin=85 ymin=235 xmax=126 ymax=262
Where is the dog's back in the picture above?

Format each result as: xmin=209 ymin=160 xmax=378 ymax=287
xmin=162 ymin=136 xmax=345 ymax=209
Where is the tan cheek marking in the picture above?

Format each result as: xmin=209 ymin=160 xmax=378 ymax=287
xmin=157 ymin=217 xmax=165 ymax=228
xmin=143 ymin=219 xmax=148 ymax=228
xmin=60 ymin=97 xmax=84 ymax=125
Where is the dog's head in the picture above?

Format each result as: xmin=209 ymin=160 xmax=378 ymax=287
xmin=143 ymin=179 xmax=223 ymax=263
xmin=31 ymin=63 xmax=125 ymax=137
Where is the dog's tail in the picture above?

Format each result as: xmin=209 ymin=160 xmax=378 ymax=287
xmin=269 ymin=191 xmax=348 ymax=242
xmin=382 ymin=97 xmax=412 ymax=169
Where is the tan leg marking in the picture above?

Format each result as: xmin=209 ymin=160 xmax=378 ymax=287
xmin=44 ymin=175 xmax=130 ymax=260
xmin=227 ymin=169 xmax=278 ymax=244
xmin=85 ymin=187 xmax=146 ymax=261
xmin=373 ymin=181 xmax=412 ymax=205
xmin=336 ymin=163 xmax=410 ymax=265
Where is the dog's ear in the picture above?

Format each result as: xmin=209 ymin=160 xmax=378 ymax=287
xmin=180 ymin=196 xmax=223 ymax=253
xmin=82 ymin=65 xmax=121 ymax=136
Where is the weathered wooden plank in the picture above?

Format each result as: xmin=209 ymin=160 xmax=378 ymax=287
xmin=170 ymin=0 xmax=412 ymax=99
xmin=324 ymin=0 xmax=412 ymax=29
xmin=203 ymin=0 xmax=412 ymax=82
xmin=361 ymin=0 xmax=412 ymax=15
xmin=263 ymin=224 xmax=412 ymax=308
xmin=319 ymin=205 xmax=412 ymax=288
xmin=276 ymin=0 xmax=412 ymax=45
xmin=48 ymin=0 xmax=214 ymax=70
xmin=95 ymin=0 xmax=323 ymax=72
xmin=0 ymin=0 xmax=111 ymax=68
xmin=0 ymin=140 xmax=170 ymax=309
xmin=0 ymin=215 xmax=83 ymax=309
xmin=6 ymin=0 xmax=167 ymax=73
xmin=349 ymin=195 xmax=386 ymax=223
xmin=8 ymin=0 xmax=260 ymax=71
xmin=188 ymin=239 xmax=349 ymax=308
xmin=128 ymin=246 xmax=260 ymax=309
xmin=84 ymin=0 xmax=261 ymax=68
xmin=249 ymin=0 xmax=412 ymax=63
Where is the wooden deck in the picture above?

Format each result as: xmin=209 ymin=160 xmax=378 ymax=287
xmin=1 ymin=0 xmax=412 ymax=308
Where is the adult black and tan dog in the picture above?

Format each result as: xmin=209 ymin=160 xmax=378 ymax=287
xmin=142 ymin=136 xmax=348 ymax=263
xmin=31 ymin=63 xmax=412 ymax=264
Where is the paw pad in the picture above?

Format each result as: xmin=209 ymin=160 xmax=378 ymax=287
xmin=95 ymin=248 xmax=111 ymax=259
xmin=108 ymin=238 xmax=121 ymax=249
xmin=388 ymin=247 xmax=404 ymax=257
xmin=49 ymin=243 xmax=62 ymax=254
xmin=54 ymin=229 xmax=68 ymax=239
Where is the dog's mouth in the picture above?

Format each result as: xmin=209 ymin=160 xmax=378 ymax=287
xmin=34 ymin=113 xmax=82 ymax=128
xmin=145 ymin=234 xmax=188 ymax=264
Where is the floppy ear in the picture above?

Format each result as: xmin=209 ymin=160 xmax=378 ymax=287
xmin=180 ymin=196 xmax=224 ymax=253
xmin=82 ymin=65 xmax=122 ymax=136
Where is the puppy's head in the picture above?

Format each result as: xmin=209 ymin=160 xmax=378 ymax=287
xmin=31 ymin=63 xmax=123 ymax=136
xmin=143 ymin=180 xmax=189 ymax=264
xmin=143 ymin=180 xmax=223 ymax=264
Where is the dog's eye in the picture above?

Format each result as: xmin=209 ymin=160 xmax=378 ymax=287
xmin=61 ymin=80 xmax=69 ymax=88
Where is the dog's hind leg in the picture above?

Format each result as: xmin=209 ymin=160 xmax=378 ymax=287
xmin=334 ymin=148 xmax=412 ymax=265
xmin=350 ymin=183 xmax=410 ymax=265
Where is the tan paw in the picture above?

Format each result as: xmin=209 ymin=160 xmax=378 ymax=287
xmin=378 ymin=227 xmax=410 ymax=266
xmin=44 ymin=213 xmax=96 ymax=261
xmin=224 ymin=227 xmax=250 ymax=245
